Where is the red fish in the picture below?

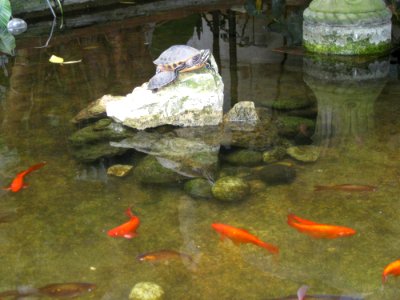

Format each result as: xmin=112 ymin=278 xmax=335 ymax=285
xmin=107 ymin=208 xmax=140 ymax=239
xmin=382 ymin=259 xmax=400 ymax=284
xmin=3 ymin=162 xmax=46 ymax=192
xmin=136 ymin=250 xmax=193 ymax=262
xmin=211 ymin=223 xmax=279 ymax=254
xmin=287 ymin=214 xmax=356 ymax=239
xmin=314 ymin=184 xmax=377 ymax=192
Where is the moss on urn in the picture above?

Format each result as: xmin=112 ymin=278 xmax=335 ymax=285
xmin=303 ymin=0 xmax=392 ymax=55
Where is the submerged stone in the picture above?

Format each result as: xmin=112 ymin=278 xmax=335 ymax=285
xmin=110 ymin=129 xmax=219 ymax=180
xmin=222 ymin=107 xmax=281 ymax=150
xmin=255 ymin=164 xmax=296 ymax=185
xmin=262 ymin=146 xmax=287 ymax=163
xmin=71 ymin=142 xmax=128 ymax=163
xmin=211 ymin=176 xmax=250 ymax=202
xmin=129 ymin=282 xmax=164 ymax=300
xmin=222 ymin=149 xmax=263 ymax=166
xmin=286 ymin=145 xmax=321 ymax=162
xmin=184 ymin=178 xmax=213 ymax=199
xmin=134 ymin=155 xmax=187 ymax=184
xmin=267 ymin=97 xmax=315 ymax=110
xmin=69 ymin=118 xmax=133 ymax=146
xmin=107 ymin=164 xmax=133 ymax=177
xmin=276 ymin=116 xmax=315 ymax=138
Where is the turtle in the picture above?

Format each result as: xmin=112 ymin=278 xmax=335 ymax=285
xmin=147 ymin=45 xmax=211 ymax=91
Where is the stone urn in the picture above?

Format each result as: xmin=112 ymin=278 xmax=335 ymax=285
xmin=303 ymin=0 xmax=392 ymax=55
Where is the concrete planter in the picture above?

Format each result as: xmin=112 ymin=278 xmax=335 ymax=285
xmin=303 ymin=0 xmax=392 ymax=55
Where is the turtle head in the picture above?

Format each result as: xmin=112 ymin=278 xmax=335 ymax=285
xmin=192 ymin=49 xmax=211 ymax=66
xmin=199 ymin=49 xmax=211 ymax=63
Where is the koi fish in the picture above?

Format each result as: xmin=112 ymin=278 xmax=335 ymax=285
xmin=382 ymin=259 xmax=400 ymax=284
xmin=268 ymin=285 xmax=364 ymax=300
xmin=287 ymin=214 xmax=356 ymax=239
xmin=0 ymin=282 xmax=96 ymax=299
xmin=107 ymin=207 xmax=140 ymax=239
xmin=211 ymin=223 xmax=279 ymax=254
xmin=314 ymin=184 xmax=377 ymax=192
xmin=137 ymin=250 xmax=193 ymax=262
xmin=3 ymin=162 xmax=46 ymax=192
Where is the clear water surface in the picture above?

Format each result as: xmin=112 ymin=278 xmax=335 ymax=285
xmin=0 ymin=3 xmax=400 ymax=300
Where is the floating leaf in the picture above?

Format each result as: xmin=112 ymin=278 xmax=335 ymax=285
xmin=0 ymin=29 xmax=15 ymax=55
xmin=49 ymin=55 xmax=64 ymax=63
xmin=49 ymin=54 xmax=81 ymax=64
xmin=0 ymin=0 xmax=11 ymax=30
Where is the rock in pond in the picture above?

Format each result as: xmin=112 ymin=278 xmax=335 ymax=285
xmin=69 ymin=118 xmax=133 ymax=146
xmin=71 ymin=94 xmax=124 ymax=123
xmin=211 ymin=176 xmax=250 ymax=202
xmin=222 ymin=149 xmax=263 ymax=166
xmin=276 ymin=116 xmax=315 ymax=138
xmin=286 ymin=145 xmax=321 ymax=162
xmin=254 ymin=164 xmax=296 ymax=185
xmin=106 ymin=55 xmax=223 ymax=130
xmin=262 ymin=146 xmax=287 ymax=163
xmin=129 ymin=282 xmax=164 ymax=300
xmin=184 ymin=178 xmax=213 ymax=199
xmin=107 ymin=164 xmax=133 ymax=177
xmin=134 ymin=155 xmax=187 ymax=184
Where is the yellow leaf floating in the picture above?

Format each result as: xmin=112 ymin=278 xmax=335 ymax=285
xmin=49 ymin=54 xmax=82 ymax=65
xmin=49 ymin=55 xmax=64 ymax=63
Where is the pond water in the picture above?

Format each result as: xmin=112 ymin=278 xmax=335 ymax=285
xmin=1 ymin=2 xmax=400 ymax=300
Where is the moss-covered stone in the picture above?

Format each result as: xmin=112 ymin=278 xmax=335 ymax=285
xmin=184 ymin=178 xmax=213 ymax=199
xmin=134 ymin=155 xmax=186 ymax=184
xmin=276 ymin=116 xmax=315 ymax=138
xmin=129 ymin=282 xmax=164 ymax=300
xmin=287 ymin=145 xmax=321 ymax=162
xmin=267 ymin=97 xmax=315 ymax=110
xmin=107 ymin=164 xmax=133 ymax=177
xmin=211 ymin=176 xmax=250 ymax=202
xmin=262 ymin=146 xmax=287 ymax=163
xmin=69 ymin=118 xmax=133 ymax=146
xmin=222 ymin=149 xmax=263 ymax=166
xmin=255 ymin=164 xmax=296 ymax=185
xmin=71 ymin=142 xmax=128 ymax=163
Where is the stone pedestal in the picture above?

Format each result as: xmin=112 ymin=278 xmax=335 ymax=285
xmin=303 ymin=0 xmax=392 ymax=55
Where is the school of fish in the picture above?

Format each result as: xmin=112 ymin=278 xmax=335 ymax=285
xmin=2 ymin=162 xmax=399 ymax=298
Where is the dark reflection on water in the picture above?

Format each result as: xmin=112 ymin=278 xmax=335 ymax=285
xmin=0 ymin=2 xmax=400 ymax=300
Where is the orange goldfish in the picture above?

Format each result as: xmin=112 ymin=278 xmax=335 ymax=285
xmin=382 ymin=259 xmax=400 ymax=284
xmin=287 ymin=214 xmax=356 ymax=239
xmin=107 ymin=208 xmax=140 ymax=239
xmin=211 ymin=223 xmax=279 ymax=254
xmin=136 ymin=250 xmax=193 ymax=262
xmin=314 ymin=184 xmax=377 ymax=192
xmin=3 ymin=162 xmax=46 ymax=192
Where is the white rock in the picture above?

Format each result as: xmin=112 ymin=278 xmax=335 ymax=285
xmin=106 ymin=56 xmax=223 ymax=130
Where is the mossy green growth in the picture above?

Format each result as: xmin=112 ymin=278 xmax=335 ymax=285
xmin=211 ymin=176 xmax=250 ymax=202
xmin=304 ymin=40 xmax=391 ymax=55
xmin=276 ymin=116 xmax=315 ymax=138
xmin=223 ymin=149 xmax=263 ymax=166
xmin=184 ymin=178 xmax=213 ymax=199
xmin=134 ymin=155 xmax=187 ymax=184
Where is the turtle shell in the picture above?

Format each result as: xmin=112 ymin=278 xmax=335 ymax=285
xmin=147 ymin=71 xmax=177 ymax=91
xmin=153 ymin=45 xmax=201 ymax=72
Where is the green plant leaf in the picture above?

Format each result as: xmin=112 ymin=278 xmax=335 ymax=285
xmin=0 ymin=29 xmax=15 ymax=55
xmin=0 ymin=0 xmax=12 ymax=30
